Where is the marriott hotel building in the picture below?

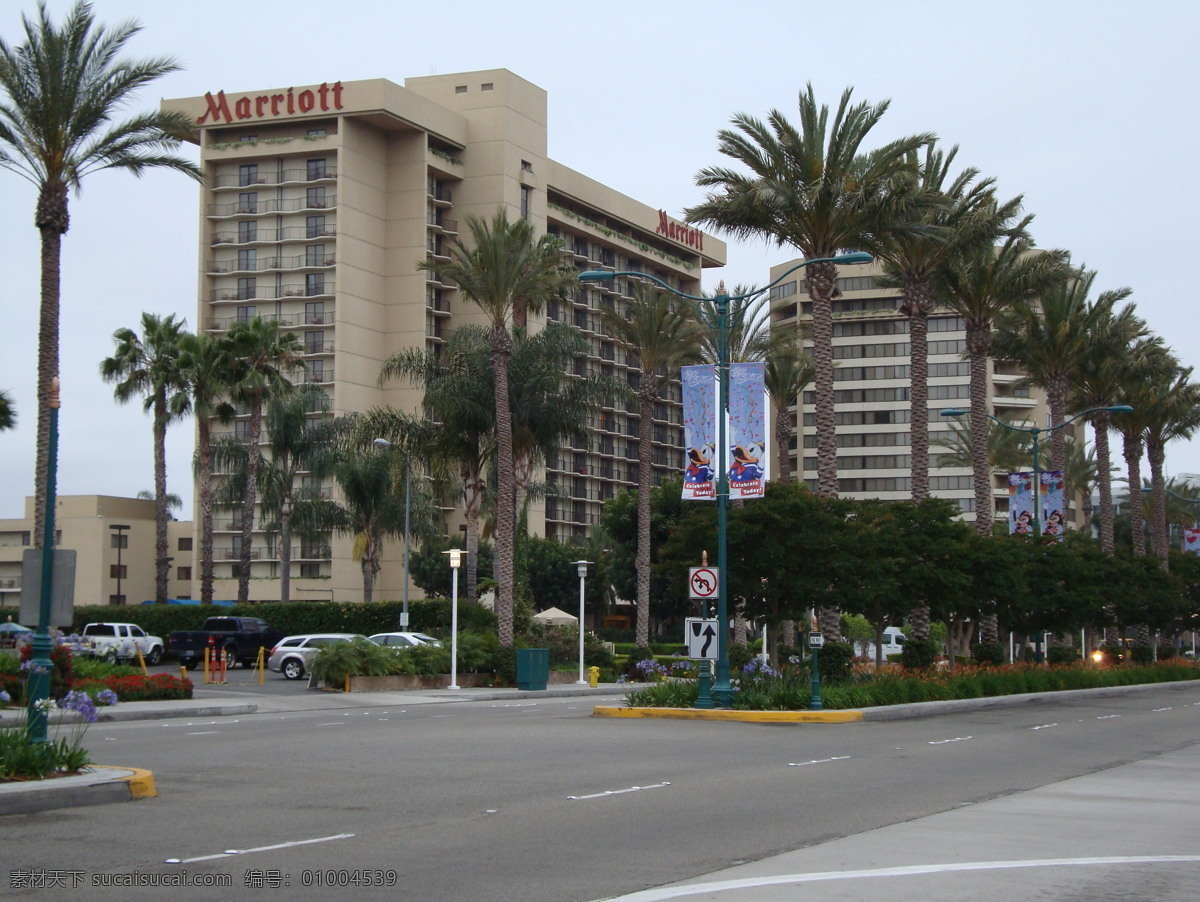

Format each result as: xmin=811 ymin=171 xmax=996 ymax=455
xmin=164 ymin=70 xmax=725 ymax=603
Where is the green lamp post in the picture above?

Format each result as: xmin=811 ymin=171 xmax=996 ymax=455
xmin=581 ymin=251 xmax=871 ymax=707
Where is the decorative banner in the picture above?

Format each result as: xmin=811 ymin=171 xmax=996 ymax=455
xmin=1040 ymin=470 xmax=1066 ymax=541
xmin=681 ymin=365 xmax=716 ymax=500
xmin=728 ymin=362 xmax=767 ymax=499
xmin=1008 ymin=472 xmax=1034 ymax=535
xmin=1184 ymin=527 xmax=1200 ymax=554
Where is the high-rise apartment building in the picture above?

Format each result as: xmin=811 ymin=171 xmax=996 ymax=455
xmin=164 ymin=70 xmax=725 ymax=603
xmin=769 ymin=258 xmax=1062 ymax=526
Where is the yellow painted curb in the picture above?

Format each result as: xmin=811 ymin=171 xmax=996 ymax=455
xmin=92 ymin=765 xmax=157 ymax=799
xmin=592 ymin=706 xmax=863 ymax=724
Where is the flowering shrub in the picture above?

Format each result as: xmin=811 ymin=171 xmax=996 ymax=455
xmin=72 ymin=672 xmax=192 ymax=702
xmin=634 ymin=658 xmax=668 ymax=681
xmin=0 ymin=687 xmax=118 ymax=781
xmin=18 ymin=642 xmax=74 ymax=699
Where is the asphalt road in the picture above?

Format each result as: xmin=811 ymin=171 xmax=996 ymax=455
xmin=3 ymin=682 xmax=1199 ymax=901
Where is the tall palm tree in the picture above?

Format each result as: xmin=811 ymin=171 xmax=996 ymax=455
xmin=763 ymin=332 xmax=814 ymax=484
xmin=684 ymin=84 xmax=933 ymax=507
xmin=992 ymin=268 xmax=1124 ymax=475
xmin=600 ymin=285 xmax=703 ymax=648
xmin=99 ymin=312 xmax=189 ymax=603
xmin=417 ymin=210 xmax=574 ymax=646
xmin=224 ymin=317 xmax=304 ymax=604
xmin=696 ymin=286 xmax=771 ymax=366
xmin=1142 ymin=368 xmax=1200 ymax=569
xmin=0 ymin=389 xmax=15 ymax=431
xmin=0 ymin=1 xmax=200 ymax=547
xmin=178 ymin=332 xmax=235 ymax=604
xmin=937 ymin=224 xmax=1068 ymax=540
xmin=1069 ymin=302 xmax=1147 ymax=553
xmin=872 ymin=144 xmax=1018 ymax=501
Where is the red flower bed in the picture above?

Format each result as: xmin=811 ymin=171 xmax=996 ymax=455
xmin=72 ymin=673 xmax=193 ymax=702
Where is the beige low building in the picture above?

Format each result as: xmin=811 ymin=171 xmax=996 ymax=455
xmin=0 ymin=495 xmax=195 ymax=615
xmin=163 ymin=70 xmax=725 ymax=603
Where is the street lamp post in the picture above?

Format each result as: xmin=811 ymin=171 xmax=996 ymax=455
xmin=373 ymin=438 xmax=412 ymax=629
xmin=940 ymin=405 xmax=1132 ymax=537
xmin=444 ymin=548 xmax=462 ymax=690
xmin=572 ymin=560 xmax=591 ymax=684
xmin=580 ymin=252 xmax=871 ymax=707
xmin=110 ymin=524 xmax=130 ymax=605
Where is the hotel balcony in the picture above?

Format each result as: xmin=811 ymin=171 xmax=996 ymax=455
xmin=205 ymin=308 xmax=336 ymax=332
xmin=206 ymin=194 xmax=338 ymax=218
xmin=211 ymin=167 xmax=337 ymax=189
xmin=209 ymin=281 xmax=335 ymax=303
xmin=426 ymin=213 xmax=458 ymax=235
xmin=211 ymin=225 xmax=337 ymax=246
xmin=206 ymin=253 xmax=335 ymax=274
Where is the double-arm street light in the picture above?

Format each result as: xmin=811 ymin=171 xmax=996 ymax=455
xmin=940 ymin=405 xmax=1132 ymax=537
xmin=580 ymin=251 xmax=872 ymax=707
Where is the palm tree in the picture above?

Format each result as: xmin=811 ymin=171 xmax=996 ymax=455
xmin=0 ymin=389 xmax=15 ymax=431
xmin=600 ymin=285 xmax=703 ymax=648
xmin=937 ymin=224 xmax=1068 ymax=540
xmin=0 ymin=1 xmax=200 ymax=547
xmin=99 ymin=312 xmax=189 ymax=603
xmin=1069 ymin=302 xmax=1147 ymax=552
xmin=873 ymin=144 xmax=1018 ymax=501
xmin=178 ymin=332 xmax=235 ymax=604
xmin=224 ymin=317 xmax=304 ymax=604
xmin=992 ymin=268 xmax=1124 ymax=476
xmin=763 ymin=332 xmax=814 ymax=484
xmin=417 ymin=210 xmax=574 ymax=646
xmin=684 ymin=84 xmax=933 ymax=507
xmin=934 ymin=413 xmax=1033 ymax=474
xmin=696 ymin=286 xmax=771 ymax=366
xmin=1142 ymin=368 xmax=1200 ymax=568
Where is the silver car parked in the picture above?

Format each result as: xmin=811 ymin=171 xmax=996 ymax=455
xmin=267 ymin=633 xmax=365 ymax=680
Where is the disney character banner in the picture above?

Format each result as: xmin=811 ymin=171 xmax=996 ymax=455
xmin=1008 ymin=472 xmax=1034 ymax=535
xmin=728 ymin=362 xmax=767 ymax=499
xmin=1184 ymin=527 xmax=1200 ymax=554
xmin=681 ymin=365 xmax=716 ymax=500
xmin=1040 ymin=470 xmax=1066 ymax=541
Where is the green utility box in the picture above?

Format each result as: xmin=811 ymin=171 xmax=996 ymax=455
xmin=516 ymin=648 xmax=549 ymax=690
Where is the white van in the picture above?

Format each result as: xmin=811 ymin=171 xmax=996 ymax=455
xmin=855 ymin=628 xmax=907 ymax=661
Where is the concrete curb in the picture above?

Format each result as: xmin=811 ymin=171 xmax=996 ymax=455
xmin=0 ymin=765 xmax=156 ymax=816
xmin=593 ymin=706 xmax=864 ymax=723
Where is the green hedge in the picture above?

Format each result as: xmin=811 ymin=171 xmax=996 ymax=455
xmin=70 ymin=599 xmax=497 ymax=641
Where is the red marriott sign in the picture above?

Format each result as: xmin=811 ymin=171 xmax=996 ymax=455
xmin=197 ymin=82 xmax=346 ymax=125
xmin=656 ymin=211 xmax=704 ymax=251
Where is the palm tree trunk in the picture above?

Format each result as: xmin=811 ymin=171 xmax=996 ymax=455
xmin=1047 ymin=377 xmax=1069 ymax=476
xmin=491 ymin=325 xmax=517 ymax=646
xmin=733 ymin=602 xmax=747 ymax=646
xmin=806 ymin=262 xmax=838 ymax=499
xmin=1093 ymin=414 xmax=1116 ymax=554
xmin=1148 ymin=439 xmax=1169 ymax=570
xmin=34 ymin=191 xmax=67 ymax=549
xmin=279 ymin=502 xmax=292 ymax=604
xmin=904 ymin=284 xmax=932 ymax=501
xmin=635 ymin=385 xmax=655 ymax=649
xmin=463 ymin=470 xmax=483 ymax=605
xmin=153 ymin=395 xmax=170 ymax=604
xmin=239 ymin=400 xmax=264 ymax=604
xmin=362 ymin=554 xmax=375 ymax=603
xmin=1124 ymin=435 xmax=1145 ymax=556
xmin=966 ymin=320 xmax=998 ymax=643
xmin=774 ymin=409 xmax=792 ymax=483
xmin=197 ymin=419 xmax=215 ymax=604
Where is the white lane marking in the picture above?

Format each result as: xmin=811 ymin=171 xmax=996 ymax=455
xmin=431 ymin=714 xmax=456 ymax=718
xmin=928 ymin=736 xmax=973 ymax=745
xmin=1153 ymin=707 xmax=1173 ymax=712
xmin=568 ymin=782 xmax=671 ymax=801
xmin=609 ymin=855 xmax=1200 ymax=901
xmin=317 ymin=722 xmax=344 ymax=727
xmin=165 ymin=833 xmax=355 ymax=864
xmin=185 ymin=731 xmax=221 ymax=736
xmin=788 ymin=756 xmax=851 ymax=767
xmin=1097 ymin=714 xmax=1121 ymax=720
xmin=491 ymin=703 xmax=538 ymax=708
xmin=1030 ymin=723 xmax=1058 ymax=730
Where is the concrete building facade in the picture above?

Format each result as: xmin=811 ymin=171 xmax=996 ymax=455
xmin=163 ymin=70 xmax=725 ymax=603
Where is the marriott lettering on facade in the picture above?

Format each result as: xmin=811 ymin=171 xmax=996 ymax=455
xmin=656 ymin=211 xmax=704 ymax=251
xmin=197 ymin=82 xmax=346 ymax=125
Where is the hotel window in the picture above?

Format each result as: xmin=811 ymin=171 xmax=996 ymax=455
xmin=177 ymin=567 xmax=192 ymax=581
xmin=455 ymin=85 xmax=467 ymax=94
xmin=520 ymin=185 xmax=531 ymax=218
xmin=305 ymin=245 xmax=326 ymax=267
xmin=305 ymin=301 xmax=325 ymax=325
xmin=109 ymin=565 xmax=127 ymax=579
xmin=304 ymin=331 xmax=324 ymax=353
xmin=237 ymin=220 xmax=257 ymax=243
xmin=308 ymin=360 xmax=324 ymax=383
xmin=237 ymin=192 xmax=257 ymax=214
xmin=307 ymin=128 xmax=327 ymax=137
xmin=237 ymin=248 xmax=256 ymax=271
xmin=306 ymin=187 xmax=327 ymax=209
xmin=305 ymin=273 xmax=325 ymax=296
xmin=239 ymin=135 xmax=257 ymax=143
xmin=236 ymin=305 xmax=256 ymax=322
xmin=178 ymin=538 xmax=193 ymax=551
xmin=306 ymin=158 xmax=327 ymax=180
xmin=306 ymin=215 xmax=326 ymax=239
xmin=110 ymin=533 xmax=128 ymax=549
xmin=236 ymin=278 xmax=256 ymax=301
xmin=481 ymin=83 xmax=494 ymax=91
xmin=238 ymin=163 xmax=259 ymax=187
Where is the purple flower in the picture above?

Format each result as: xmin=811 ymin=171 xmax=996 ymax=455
xmin=96 ymin=689 xmax=119 ymax=707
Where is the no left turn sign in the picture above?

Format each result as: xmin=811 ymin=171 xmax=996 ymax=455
xmin=688 ymin=567 xmax=719 ymax=600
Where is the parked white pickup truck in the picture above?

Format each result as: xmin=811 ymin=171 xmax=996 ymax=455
xmin=80 ymin=622 xmax=164 ymax=665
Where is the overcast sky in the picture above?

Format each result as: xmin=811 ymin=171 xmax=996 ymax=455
xmin=1 ymin=0 xmax=1198 ymax=519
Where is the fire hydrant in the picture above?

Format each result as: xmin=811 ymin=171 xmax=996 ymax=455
xmin=588 ymin=666 xmax=600 ymax=688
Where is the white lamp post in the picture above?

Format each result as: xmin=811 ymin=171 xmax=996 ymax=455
xmin=572 ymin=560 xmax=591 ymax=685
xmin=444 ymin=548 xmax=462 ymax=690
